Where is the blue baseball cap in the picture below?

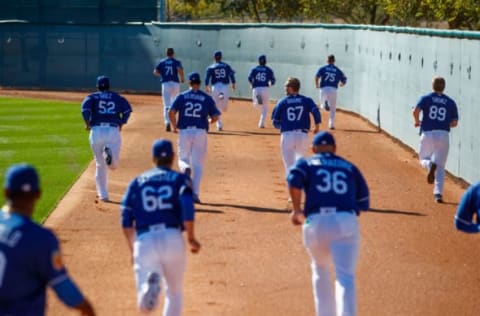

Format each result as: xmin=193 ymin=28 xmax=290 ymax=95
xmin=96 ymin=75 xmax=110 ymax=90
xmin=188 ymin=72 xmax=201 ymax=83
xmin=152 ymin=139 xmax=174 ymax=158
xmin=312 ymin=131 xmax=336 ymax=146
xmin=4 ymin=163 xmax=40 ymax=193
xmin=214 ymin=50 xmax=222 ymax=59
xmin=258 ymin=54 xmax=266 ymax=63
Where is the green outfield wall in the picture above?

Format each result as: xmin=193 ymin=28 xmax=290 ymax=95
xmin=0 ymin=22 xmax=478 ymax=183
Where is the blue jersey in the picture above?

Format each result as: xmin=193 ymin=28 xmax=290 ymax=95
xmin=415 ymin=92 xmax=458 ymax=132
xmin=121 ymin=167 xmax=194 ymax=231
xmin=247 ymin=65 xmax=276 ymax=88
xmin=205 ymin=62 xmax=236 ymax=85
xmin=455 ymin=181 xmax=480 ymax=233
xmin=287 ymin=153 xmax=370 ymax=217
xmin=170 ymin=89 xmax=221 ymax=130
xmin=271 ymin=94 xmax=321 ymax=132
xmin=81 ymin=91 xmax=132 ymax=127
xmin=155 ymin=57 xmax=183 ymax=83
xmin=316 ymin=64 xmax=347 ymax=88
xmin=0 ymin=210 xmax=83 ymax=315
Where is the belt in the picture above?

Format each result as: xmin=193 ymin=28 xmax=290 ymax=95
xmin=137 ymin=223 xmax=181 ymax=236
xmin=283 ymin=129 xmax=308 ymax=134
xmin=310 ymin=207 xmax=355 ymax=215
xmin=92 ymin=122 xmax=119 ymax=127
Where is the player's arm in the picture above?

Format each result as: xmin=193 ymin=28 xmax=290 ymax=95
xmin=454 ymin=186 xmax=480 ymax=233
xmin=205 ymin=69 xmax=211 ymax=93
xmin=81 ymin=98 xmax=93 ymax=131
xmin=168 ymin=108 xmax=178 ymax=133
xmin=311 ymin=101 xmax=321 ymax=133
xmin=178 ymin=66 xmax=185 ymax=83
xmin=229 ymin=66 xmax=236 ymax=91
xmin=51 ymin=279 xmax=96 ymax=316
xmin=413 ymin=107 xmax=421 ymax=127
xmin=287 ymin=166 xmax=306 ymax=225
xmin=180 ymin=184 xmax=201 ymax=253
xmin=339 ymin=72 xmax=347 ymax=87
xmin=153 ymin=67 xmax=161 ymax=77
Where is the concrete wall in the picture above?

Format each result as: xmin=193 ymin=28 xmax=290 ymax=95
xmin=0 ymin=22 xmax=478 ymax=183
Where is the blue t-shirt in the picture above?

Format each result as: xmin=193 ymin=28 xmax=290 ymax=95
xmin=155 ymin=57 xmax=183 ymax=83
xmin=287 ymin=153 xmax=370 ymax=217
xmin=81 ymin=91 xmax=133 ymax=127
xmin=205 ymin=62 xmax=236 ymax=85
xmin=415 ymin=92 xmax=458 ymax=132
xmin=247 ymin=65 xmax=276 ymax=88
xmin=170 ymin=89 xmax=221 ymax=130
xmin=121 ymin=167 xmax=194 ymax=231
xmin=0 ymin=211 xmax=83 ymax=315
xmin=315 ymin=64 xmax=347 ymax=88
xmin=455 ymin=181 xmax=480 ymax=233
xmin=271 ymin=94 xmax=321 ymax=132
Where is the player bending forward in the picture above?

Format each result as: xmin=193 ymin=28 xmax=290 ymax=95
xmin=121 ymin=139 xmax=201 ymax=315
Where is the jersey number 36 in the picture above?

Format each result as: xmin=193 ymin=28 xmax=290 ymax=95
xmin=315 ymin=169 xmax=348 ymax=194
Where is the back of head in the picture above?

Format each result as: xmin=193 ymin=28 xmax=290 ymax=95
xmin=4 ymin=163 xmax=40 ymax=198
xmin=96 ymin=75 xmax=110 ymax=91
xmin=312 ymin=131 xmax=336 ymax=153
xmin=152 ymin=139 xmax=174 ymax=166
xmin=166 ymin=47 xmax=175 ymax=57
xmin=258 ymin=54 xmax=266 ymax=65
xmin=285 ymin=77 xmax=300 ymax=92
xmin=188 ymin=72 xmax=201 ymax=85
xmin=214 ymin=50 xmax=222 ymax=61
xmin=432 ymin=76 xmax=445 ymax=93
xmin=327 ymin=54 xmax=335 ymax=63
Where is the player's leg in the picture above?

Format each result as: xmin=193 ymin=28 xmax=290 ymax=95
xmin=281 ymin=133 xmax=296 ymax=176
xmin=161 ymin=230 xmax=186 ymax=316
xmin=259 ymin=88 xmax=269 ymax=128
xmin=106 ymin=127 xmax=121 ymax=170
xmin=328 ymin=91 xmax=338 ymax=129
xmin=294 ymin=132 xmax=309 ymax=162
xmin=134 ymin=234 xmax=163 ymax=312
xmin=252 ymin=87 xmax=259 ymax=108
xmin=331 ymin=213 xmax=360 ymax=316
xmin=190 ymin=131 xmax=208 ymax=198
xmin=89 ymin=127 xmax=109 ymax=200
xmin=177 ymin=131 xmax=193 ymax=172
xmin=162 ymin=83 xmax=171 ymax=126
xmin=303 ymin=214 xmax=336 ymax=316
xmin=211 ymin=85 xmax=225 ymax=130
xmin=432 ymin=132 xmax=450 ymax=196
xmin=418 ymin=133 xmax=435 ymax=170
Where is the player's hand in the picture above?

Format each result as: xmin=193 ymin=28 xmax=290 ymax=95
xmin=290 ymin=210 xmax=304 ymax=226
xmin=205 ymin=86 xmax=211 ymax=93
xmin=85 ymin=124 xmax=91 ymax=131
xmin=188 ymin=238 xmax=201 ymax=253
xmin=414 ymin=121 xmax=421 ymax=127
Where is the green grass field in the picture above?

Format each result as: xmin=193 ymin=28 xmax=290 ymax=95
xmin=0 ymin=96 xmax=92 ymax=223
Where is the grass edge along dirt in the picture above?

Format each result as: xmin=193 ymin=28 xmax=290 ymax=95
xmin=0 ymin=96 xmax=92 ymax=223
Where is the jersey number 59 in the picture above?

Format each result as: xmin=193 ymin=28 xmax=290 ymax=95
xmin=141 ymin=186 xmax=173 ymax=212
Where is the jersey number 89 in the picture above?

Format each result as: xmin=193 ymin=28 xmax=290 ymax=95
xmin=315 ymin=169 xmax=348 ymax=194
xmin=141 ymin=186 xmax=173 ymax=212
xmin=428 ymin=105 xmax=446 ymax=121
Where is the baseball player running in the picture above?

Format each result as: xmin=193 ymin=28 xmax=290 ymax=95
xmin=153 ymin=47 xmax=185 ymax=132
xmin=248 ymin=54 xmax=276 ymax=128
xmin=121 ymin=139 xmax=201 ymax=315
xmin=81 ymin=75 xmax=132 ymax=202
xmin=169 ymin=72 xmax=221 ymax=204
xmin=288 ymin=132 xmax=370 ymax=316
xmin=271 ymin=77 xmax=321 ymax=177
xmin=455 ymin=181 xmax=480 ymax=233
xmin=0 ymin=164 xmax=95 ymax=316
xmin=205 ymin=50 xmax=236 ymax=131
xmin=413 ymin=76 xmax=458 ymax=203
xmin=315 ymin=54 xmax=347 ymax=130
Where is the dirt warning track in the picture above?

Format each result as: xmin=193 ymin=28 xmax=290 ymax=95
xmin=1 ymin=90 xmax=477 ymax=316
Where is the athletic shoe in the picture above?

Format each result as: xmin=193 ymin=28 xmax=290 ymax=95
xmin=329 ymin=126 xmax=335 ymax=130
xmin=259 ymin=125 xmax=265 ymax=129
xmin=427 ymin=162 xmax=437 ymax=184
xmin=434 ymin=194 xmax=443 ymax=203
xmin=100 ymin=197 xmax=109 ymax=202
xmin=103 ymin=146 xmax=112 ymax=166
xmin=217 ymin=126 xmax=223 ymax=131
xmin=140 ymin=272 xmax=161 ymax=312
xmin=166 ymin=123 xmax=171 ymax=132
xmin=219 ymin=92 xmax=225 ymax=100
xmin=323 ymin=101 xmax=330 ymax=112
xmin=184 ymin=167 xmax=192 ymax=178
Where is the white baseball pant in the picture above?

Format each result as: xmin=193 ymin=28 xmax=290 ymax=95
xmin=280 ymin=130 xmax=309 ymax=176
xmin=134 ymin=228 xmax=186 ymax=316
xmin=303 ymin=211 xmax=360 ymax=316
xmin=177 ymin=129 xmax=207 ymax=197
xmin=211 ymin=83 xmax=230 ymax=129
xmin=418 ymin=130 xmax=450 ymax=195
xmin=162 ymin=81 xmax=181 ymax=125
xmin=89 ymin=125 xmax=121 ymax=200
xmin=252 ymin=86 xmax=270 ymax=128
xmin=320 ymin=87 xmax=338 ymax=129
